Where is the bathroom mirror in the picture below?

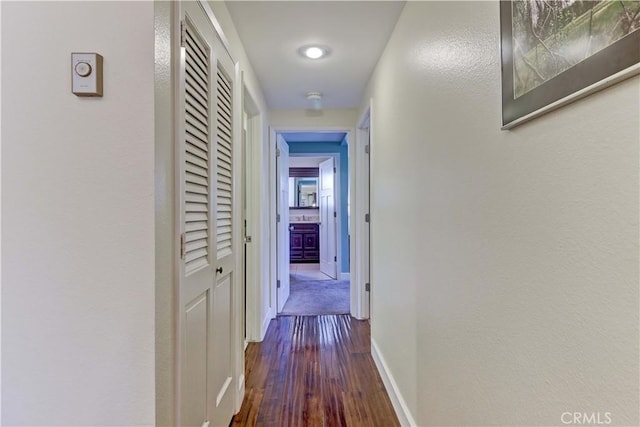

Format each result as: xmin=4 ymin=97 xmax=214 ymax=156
xmin=288 ymin=177 xmax=318 ymax=208
xmin=289 ymin=167 xmax=319 ymax=208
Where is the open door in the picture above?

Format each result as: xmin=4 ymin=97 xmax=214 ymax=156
xmin=276 ymin=135 xmax=290 ymax=312
xmin=319 ymin=158 xmax=337 ymax=279
xmin=177 ymin=2 xmax=236 ymax=426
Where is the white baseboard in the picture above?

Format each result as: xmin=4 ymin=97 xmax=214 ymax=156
xmin=259 ymin=308 xmax=274 ymax=341
xmin=340 ymin=272 xmax=350 ymax=281
xmin=236 ymin=375 xmax=245 ymax=412
xmin=371 ymin=338 xmax=417 ymax=427
xmin=238 ymin=374 xmax=245 ymax=390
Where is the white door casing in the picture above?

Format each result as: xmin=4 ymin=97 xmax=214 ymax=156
xmin=319 ymin=158 xmax=337 ymax=279
xmin=241 ymin=95 xmax=266 ymax=342
xmin=353 ymin=108 xmax=372 ymax=319
xmin=363 ymin=128 xmax=371 ymax=318
xmin=177 ymin=2 xmax=236 ymax=426
xmin=276 ymin=135 xmax=290 ymax=312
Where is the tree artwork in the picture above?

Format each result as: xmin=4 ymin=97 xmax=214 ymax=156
xmin=512 ymin=0 xmax=640 ymax=98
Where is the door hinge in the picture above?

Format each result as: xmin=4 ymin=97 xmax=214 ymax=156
xmin=277 ymin=279 xmax=281 ymax=289
xmin=333 ymin=211 xmax=337 ymax=218
xmin=365 ymin=282 xmax=370 ymax=292
xmin=180 ymin=21 xmax=186 ymax=47
xmin=333 ymin=167 xmax=336 ymax=173
xmin=334 ymin=256 xmax=337 ymax=262
xmin=180 ymin=233 xmax=186 ymax=260
xmin=276 ymin=148 xmax=281 ymax=157
xmin=365 ymin=145 xmax=370 ymax=154
xmin=365 ymin=213 xmax=370 ymax=223
xmin=276 ymin=213 xmax=281 ymax=223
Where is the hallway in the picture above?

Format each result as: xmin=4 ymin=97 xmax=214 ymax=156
xmin=232 ymin=315 xmax=399 ymax=427
xmin=3 ymin=1 xmax=639 ymax=426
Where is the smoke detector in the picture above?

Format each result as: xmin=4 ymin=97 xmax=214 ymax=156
xmin=306 ymin=91 xmax=323 ymax=110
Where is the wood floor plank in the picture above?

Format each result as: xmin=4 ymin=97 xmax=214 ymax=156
xmin=231 ymin=315 xmax=400 ymax=427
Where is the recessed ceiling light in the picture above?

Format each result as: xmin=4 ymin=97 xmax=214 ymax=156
xmin=298 ymin=45 xmax=330 ymax=60
xmin=305 ymin=47 xmax=324 ymax=59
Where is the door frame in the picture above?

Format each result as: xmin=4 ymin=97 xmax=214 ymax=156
xmin=171 ymin=1 xmax=244 ymax=422
xmin=275 ymin=135 xmax=290 ymax=312
xmin=157 ymin=2 xmax=269 ymax=424
xmin=231 ymin=60 xmax=245 ymax=414
xmin=268 ymin=126 xmax=354 ymax=317
xmin=291 ymin=153 xmax=339 ymax=279
xmin=241 ymin=76 xmax=267 ymax=345
xmin=353 ymin=103 xmax=372 ymax=319
xmin=154 ymin=2 xmax=175 ymax=426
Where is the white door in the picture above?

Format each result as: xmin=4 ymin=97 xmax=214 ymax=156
xmin=319 ymin=158 xmax=337 ymax=279
xmin=276 ymin=135 xmax=290 ymax=312
xmin=178 ymin=2 xmax=236 ymax=426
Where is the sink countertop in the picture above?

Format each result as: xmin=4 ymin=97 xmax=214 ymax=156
xmin=290 ymin=215 xmax=320 ymax=223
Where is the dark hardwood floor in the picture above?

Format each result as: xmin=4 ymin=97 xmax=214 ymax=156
xmin=231 ymin=315 xmax=400 ymax=427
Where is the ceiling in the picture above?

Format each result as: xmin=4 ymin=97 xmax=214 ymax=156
xmin=226 ymin=1 xmax=405 ymax=110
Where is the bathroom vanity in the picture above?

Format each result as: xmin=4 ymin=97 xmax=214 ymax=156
xmin=289 ymin=222 xmax=319 ymax=263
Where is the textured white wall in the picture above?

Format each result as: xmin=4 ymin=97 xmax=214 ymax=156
xmin=269 ymin=108 xmax=359 ymax=129
xmin=363 ymin=2 xmax=639 ymax=426
xmin=2 ymin=2 xmax=156 ymax=425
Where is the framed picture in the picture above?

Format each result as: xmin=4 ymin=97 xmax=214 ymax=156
xmin=500 ymin=0 xmax=640 ymax=129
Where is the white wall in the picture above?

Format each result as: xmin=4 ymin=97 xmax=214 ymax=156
xmin=270 ymin=108 xmax=358 ymax=128
xmin=2 ymin=2 xmax=156 ymax=425
xmin=289 ymin=156 xmax=329 ymax=167
xmin=363 ymin=2 xmax=639 ymax=426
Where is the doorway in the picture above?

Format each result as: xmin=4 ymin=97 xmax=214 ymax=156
xmin=273 ymin=130 xmax=351 ymax=316
xmin=241 ymin=81 xmax=261 ymax=345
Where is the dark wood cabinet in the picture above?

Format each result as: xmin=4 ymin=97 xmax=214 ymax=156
xmin=290 ymin=223 xmax=319 ymax=263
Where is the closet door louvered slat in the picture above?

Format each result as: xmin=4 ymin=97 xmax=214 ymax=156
xmin=216 ymin=68 xmax=233 ymax=258
xmin=184 ymin=23 xmax=211 ymax=275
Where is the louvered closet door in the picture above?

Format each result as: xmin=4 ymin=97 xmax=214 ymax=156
xmin=178 ymin=2 xmax=236 ymax=427
xmin=209 ymin=51 xmax=236 ymax=427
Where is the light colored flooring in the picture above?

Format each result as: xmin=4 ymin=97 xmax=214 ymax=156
xmin=284 ymin=263 xmax=350 ymax=316
xmin=289 ymin=263 xmax=333 ymax=281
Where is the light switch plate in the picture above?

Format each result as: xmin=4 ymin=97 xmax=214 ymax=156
xmin=71 ymin=53 xmax=103 ymax=97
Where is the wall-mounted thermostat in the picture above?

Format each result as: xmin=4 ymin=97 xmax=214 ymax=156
xmin=71 ymin=53 xmax=103 ymax=97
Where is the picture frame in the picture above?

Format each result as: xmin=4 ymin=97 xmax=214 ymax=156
xmin=500 ymin=0 xmax=640 ymax=129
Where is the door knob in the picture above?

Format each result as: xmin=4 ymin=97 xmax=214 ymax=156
xmin=216 ymin=267 xmax=223 ymax=274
